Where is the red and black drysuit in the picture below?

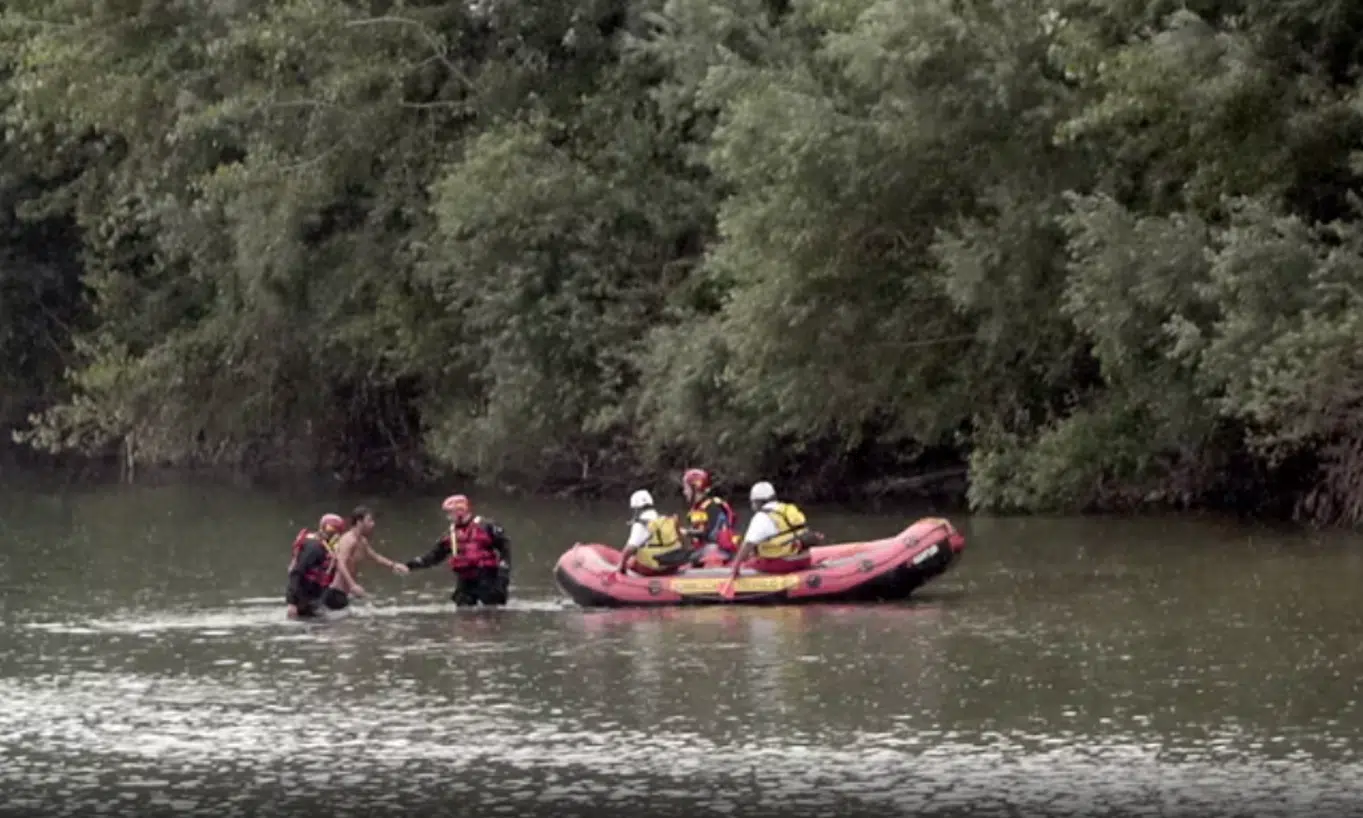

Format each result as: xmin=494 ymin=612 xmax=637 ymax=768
xmin=286 ymin=531 xmax=340 ymax=617
xmin=404 ymin=517 xmax=512 ymax=606
xmin=687 ymin=495 xmax=740 ymax=565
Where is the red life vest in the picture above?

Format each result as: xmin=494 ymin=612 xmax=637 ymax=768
xmin=291 ymin=528 xmax=336 ymax=587
xmin=448 ymin=518 xmax=501 ymax=574
xmin=688 ymin=496 xmax=738 ymax=553
xmin=305 ymin=554 xmax=336 ymax=588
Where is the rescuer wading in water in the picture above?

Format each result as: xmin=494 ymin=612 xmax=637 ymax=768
xmin=285 ymin=513 xmax=347 ymax=619
xmin=402 ymin=495 xmax=512 ymax=606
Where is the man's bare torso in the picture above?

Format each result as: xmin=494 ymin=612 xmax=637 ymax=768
xmin=329 ymin=530 xmax=370 ymax=592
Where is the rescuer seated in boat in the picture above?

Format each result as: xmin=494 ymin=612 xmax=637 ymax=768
xmin=614 ymin=489 xmax=699 ymax=577
xmin=402 ymin=494 xmax=512 ymax=606
xmin=680 ymin=467 xmax=740 ymax=565
xmin=728 ymin=481 xmax=824 ymax=577
xmin=285 ymin=514 xmax=347 ymax=619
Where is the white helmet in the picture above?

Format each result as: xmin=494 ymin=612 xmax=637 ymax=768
xmin=629 ymin=489 xmax=655 ymax=510
xmin=749 ymin=481 xmax=776 ymax=503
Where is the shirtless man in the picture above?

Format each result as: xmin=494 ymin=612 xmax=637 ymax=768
xmin=323 ymin=506 xmax=408 ymax=610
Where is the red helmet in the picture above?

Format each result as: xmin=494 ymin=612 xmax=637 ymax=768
xmin=319 ymin=514 xmax=346 ymax=536
xmin=442 ymin=494 xmax=472 ymax=520
xmin=682 ymin=468 xmax=711 ymax=494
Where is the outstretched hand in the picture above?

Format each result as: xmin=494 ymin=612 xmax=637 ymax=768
xmin=392 ymin=563 xmax=410 ymax=576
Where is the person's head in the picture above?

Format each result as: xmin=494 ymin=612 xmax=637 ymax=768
xmin=349 ymin=506 xmax=376 ymax=534
xmin=629 ymin=489 xmax=654 ymax=515
xmin=319 ymin=513 xmax=347 ymax=538
xmin=681 ymin=468 xmax=711 ymax=504
xmin=442 ymin=494 xmax=473 ymax=526
xmin=749 ymin=481 xmax=776 ymax=511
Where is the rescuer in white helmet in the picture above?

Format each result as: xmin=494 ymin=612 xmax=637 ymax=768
xmin=613 ymin=489 xmax=696 ymax=577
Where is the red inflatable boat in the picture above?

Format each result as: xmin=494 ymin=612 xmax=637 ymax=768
xmin=553 ymin=517 xmax=966 ymax=607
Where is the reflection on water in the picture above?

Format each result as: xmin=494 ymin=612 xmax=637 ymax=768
xmin=3 ymin=662 xmax=1360 ymax=817
xmin=4 ymin=484 xmax=1363 ymax=816
xmin=3 ymin=588 xmax=1362 ymax=817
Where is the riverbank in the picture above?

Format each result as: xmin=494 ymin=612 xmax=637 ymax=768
xmin=0 ymin=442 xmax=1324 ymax=536
xmin=0 ymin=444 xmax=974 ymax=512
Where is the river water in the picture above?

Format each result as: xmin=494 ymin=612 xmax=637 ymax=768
xmin=2 ymin=480 xmax=1362 ymax=818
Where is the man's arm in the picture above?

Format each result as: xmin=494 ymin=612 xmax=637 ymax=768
xmin=404 ymin=537 xmax=452 ymax=571
xmin=616 ymin=523 xmax=648 ymax=573
xmin=729 ymin=513 xmax=774 ymax=578
xmin=363 ymin=540 xmax=407 ymax=573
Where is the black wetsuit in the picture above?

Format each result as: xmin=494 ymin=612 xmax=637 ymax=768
xmin=286 ymin=539 xmax=334 ymax=617
xmin=405 ymin=521 xmax=512 ymax=606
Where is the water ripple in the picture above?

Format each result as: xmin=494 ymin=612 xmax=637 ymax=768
xmin=20 ymin=596 xmax=571 ymax=635
xmin=0 ymin=671 xmax=1359 ymax=817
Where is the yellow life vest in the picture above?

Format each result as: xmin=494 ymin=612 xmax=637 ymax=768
xmin=633 ymin=514 xmax=691 ymax=571
xmin=686 ymin=504 xmax=708 ymax=531
xmin=686 ymin=496 xmax=735 ymax=542
xmin=687 ymin=496 xmax=725 ymax=530
xmin=751 ymin=502 xmax=811 ymax=559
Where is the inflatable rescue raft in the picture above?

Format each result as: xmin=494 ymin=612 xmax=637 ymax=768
xmin=553 ymin=517 xmax=965 ymax=607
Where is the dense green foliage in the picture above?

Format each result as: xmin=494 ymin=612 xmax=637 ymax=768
xmin=4 ymin=0 xmax=1363 ymax=522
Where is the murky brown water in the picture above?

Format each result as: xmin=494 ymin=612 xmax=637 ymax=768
xmin=2 ymin=481 xmax=1363 ymax=817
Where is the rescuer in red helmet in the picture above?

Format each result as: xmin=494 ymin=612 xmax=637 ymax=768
xmin=680 ymin=468 xmax=740 ymax=565
xmin=286 ymin=512 xmax=347 ymax=619
xmin=400 ymin=494 xmax=512 ymax=606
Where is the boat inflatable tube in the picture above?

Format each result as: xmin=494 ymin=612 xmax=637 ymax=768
xmin=553 ymin=517 xmax=966 ymax=608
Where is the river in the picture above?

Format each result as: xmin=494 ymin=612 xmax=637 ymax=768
xmin=1 ymin=479 xmax=1362 ymax=818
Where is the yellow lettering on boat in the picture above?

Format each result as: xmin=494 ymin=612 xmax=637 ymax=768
xmin=669 ymin=575 xmax=799 ymax=594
